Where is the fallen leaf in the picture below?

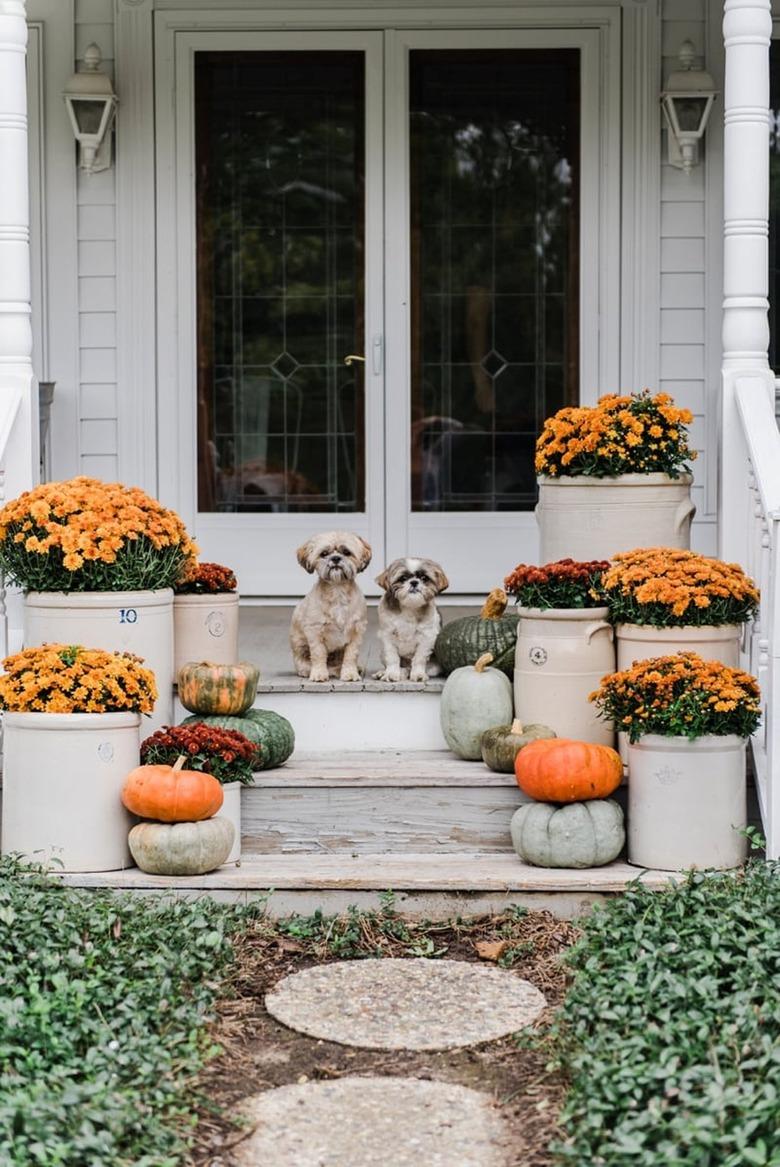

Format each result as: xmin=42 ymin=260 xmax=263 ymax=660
xmin=278 ymin=939 xmax=303 ymax=953
xmin=474 ymin=939 xmax=509 ymax=962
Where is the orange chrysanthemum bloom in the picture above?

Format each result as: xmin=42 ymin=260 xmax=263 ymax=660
xmin=602 ymin=548 xmax=759 ymax=628
xmin=0 ymin=477 xmax=198 ymax=592
xmin=590 ymin=651 xmax=760 ymax=742
xmin=535 ymin=390 xmax=695 ymax=479
xmin=0 ymin=643 xmax=157 ymax=714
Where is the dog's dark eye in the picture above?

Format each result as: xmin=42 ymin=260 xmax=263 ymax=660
xmin=416 ymin=573 xmax=429 ymax=583
xmin=320 ymin=549 xmax=330 ymax=558
xmin=338 ymin=546 xmax=351 ymax=556
xmin=398 ymin=573 xmax=411 ymax=583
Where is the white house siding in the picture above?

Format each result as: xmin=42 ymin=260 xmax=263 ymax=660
xmin=75 ymin=0 xmax=118 ymax=480
xmin=660 ymin=0 xmax=723 ymax=556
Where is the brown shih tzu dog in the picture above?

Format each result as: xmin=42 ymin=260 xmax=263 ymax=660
xmin=374 ymin=557 xmax=449 ymax=683
xmin=290 ymin=531 xmax=372 ymax=683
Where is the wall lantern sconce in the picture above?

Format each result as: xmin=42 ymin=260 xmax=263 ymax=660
xmin=63 ymin=43 xmax=117 ymax=173
xmin=661 ymin=40 xmax=716 ymax=175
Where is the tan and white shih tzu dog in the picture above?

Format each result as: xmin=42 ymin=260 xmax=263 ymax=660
xmin=374 ymin=557 xmax=449 ymax=683
xmin=290 ymin=531 xmax=372 ymax=683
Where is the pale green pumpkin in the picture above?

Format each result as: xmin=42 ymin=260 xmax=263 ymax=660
xmin=440 ymin=653 xmax=514 ymax=760
xmin=129 ymin=817 xmax=234 ymax=875
xmin=510 ymin=799 xmax=625 ymax=868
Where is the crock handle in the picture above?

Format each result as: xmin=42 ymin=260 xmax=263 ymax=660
xmin=584 ymin=620 xmax=613 ymax=644
xmin=674 ymin=497 xmax=696 ymax=533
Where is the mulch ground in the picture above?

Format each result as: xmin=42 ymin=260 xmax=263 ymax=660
xmin=188 ymin=908 xmax=579 ymax=1167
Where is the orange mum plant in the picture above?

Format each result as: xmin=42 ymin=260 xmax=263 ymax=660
xmin=0 ymin=477 xmax=197 ymax=592
xmin=590 ymin=652 xmax=761 ymax=743
xmin=0 ymin=643 xmax=157 ymax=714
xmin=535 ymin=390 xmax=696 ymax=479
xmin=601 ymin=548 xmax=759 ymax=628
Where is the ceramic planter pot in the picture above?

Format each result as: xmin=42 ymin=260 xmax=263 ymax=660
xmin=1 ymin=711 xmax=140 ymax=872
xmin=514 ymin=607 xmax=616 ymax=747
xmin=616 ymin=623 xmax=742 ymax=765
xmin=216 ymin=780 xmax=241 ymax=865
xmin=627 ymin=733 xmax=747 ymax=870
xmin=173 ymin=592 xmax=240 ymax=675
xmin=536 ymin=473 xmax=695 ymax=562
xmin=24 ymin=589 xmax=174 ymax=733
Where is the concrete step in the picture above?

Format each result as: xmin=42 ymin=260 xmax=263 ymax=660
xmin=242 ymin=750 xmax=528 ymax=854
xmin=59 ymin=853 xmax=675 ymax=920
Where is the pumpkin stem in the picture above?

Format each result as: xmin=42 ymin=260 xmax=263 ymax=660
xmin=474 ymin=653 xmax=494 ymax=673
xmin=511 ymin=719 xmax=524 ymax=735
xmin=480 ymin=587 xmax=508 ymax=620
xmin=173 ymin=755 xmax=188 ymax=772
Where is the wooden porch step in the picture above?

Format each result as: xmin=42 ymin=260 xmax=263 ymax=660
xmin=58 ymin=854 xmax=676 ymax=920
xmin=242 ymin=750 xmax=530 ymax=854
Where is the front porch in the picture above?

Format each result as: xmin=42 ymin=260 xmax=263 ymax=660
xmin=0 ymin=0 xmax=779 ymax=896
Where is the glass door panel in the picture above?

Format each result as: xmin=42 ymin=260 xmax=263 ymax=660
xmin=195 ymin=51 xmax=366 ymax=515
xmin=408 ymin=49 xmax=580 ymax=514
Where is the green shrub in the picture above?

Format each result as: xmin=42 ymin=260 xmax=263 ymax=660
xmin=0 ymin=858 xmax=258 ymax=1166
xmin=553 ymin=862 xmax=780 ymax=1166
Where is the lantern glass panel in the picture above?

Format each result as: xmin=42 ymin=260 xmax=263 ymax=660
xmin=70 ymin=99 xmax=106 ymax=135
xmin=674 ymin=96 xmax=707 ymax=134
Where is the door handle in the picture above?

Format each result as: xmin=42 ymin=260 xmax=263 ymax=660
xmin=344 ymin=337 xmax=383 ymax=375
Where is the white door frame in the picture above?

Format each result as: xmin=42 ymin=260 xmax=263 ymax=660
xmin=384 ymin=25 xmax=617 ymax=588
xmin=155 ymin=28 xmax=385 ymax=594
xmin=149 ymin=3 xmax=651 ymax=596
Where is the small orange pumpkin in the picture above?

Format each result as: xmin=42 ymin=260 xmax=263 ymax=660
xmin=514 ymin=738 xmax=622 ymax=803
xmin=177 ymin=660 xmax=259 ymax=716
xmin=122 ymin=755 xmax=224 ymax=822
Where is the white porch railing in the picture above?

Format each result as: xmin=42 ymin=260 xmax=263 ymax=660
xmin=735 ymin=378 xmax=780 ymax=859
xmin=0 ymin=383 xmax=25 ymax=660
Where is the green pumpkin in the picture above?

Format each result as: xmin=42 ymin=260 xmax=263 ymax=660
xmin=180 ymin=708 xmax=295 ymax=770
xmin=129 ymin=817 xmax=234 ymax=875
xmin=440 ymin=653 xmax=514 ymax=760
xmin=480 ymin=719 xmax=556 ymax=773
xmin=510 ymin=799 xmax=625 ymax=868
xmin=434 ymin=591 xmax=518 ymax=677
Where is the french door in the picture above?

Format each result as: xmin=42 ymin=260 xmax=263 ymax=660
xmin=158 ymin=26 xmax=605 ymax=595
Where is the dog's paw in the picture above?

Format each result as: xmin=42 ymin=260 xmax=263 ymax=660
xmin=409 ymin=668 xmax=429 ymax=684
xmin=339 ymin=666 xmax=362 ymax=683
xmin=295 ymin=663 xmax=310 ymax=678
xmin=308 ymin=665 xmax=330 ymax=683
xmin=375 ymin=667 xmax=403 ymax=683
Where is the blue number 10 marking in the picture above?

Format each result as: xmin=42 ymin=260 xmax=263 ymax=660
xmin=119 ymin=608 xmax=138 ymax=624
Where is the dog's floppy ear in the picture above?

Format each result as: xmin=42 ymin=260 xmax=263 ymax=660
xmin=355 ymin=536 xmax=372 ymax=573
xmin=428 ymin=561 xmax=450 ymax=594
xmin=375 ymin=567 xmax=390 ymax=591
xmin=296 ymin=538 xmax=317 ymax=573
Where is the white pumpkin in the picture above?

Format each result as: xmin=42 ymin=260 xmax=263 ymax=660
xmin=510 ymin=799 xmax=625 ymax=868
xmin=440 ymin=652 xmax=514 ymax=760
xmin=129 ymin=817 xmax=234 ymax=875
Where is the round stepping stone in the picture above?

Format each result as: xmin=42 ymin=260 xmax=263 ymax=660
xmin=264 ymin=957 xmax=546 ymax=1051
xmin=233 ymin=1076 xmax=509 ymax=1167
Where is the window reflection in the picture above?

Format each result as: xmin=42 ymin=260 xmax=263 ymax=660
xmin=409 ymin=50 xmax=580 ymax=512
xmin=195 ymin=52 xmax=365 ymax=514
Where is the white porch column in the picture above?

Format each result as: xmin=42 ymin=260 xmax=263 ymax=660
xmin=0 ymin=0 xmax=36 ymax=491
xmin=0 ymin=0 xmax=36 ymax=653
xmin=720 ymin=0 xmax=774 ymax=564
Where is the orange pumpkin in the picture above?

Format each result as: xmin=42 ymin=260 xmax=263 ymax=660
xmin=121 ymin=755 xmax=224 ymax=822
xmin=514 ymin=738 xmax=622 ymax=803
xmin=177 ymin=660 xmax=259 ymax=716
